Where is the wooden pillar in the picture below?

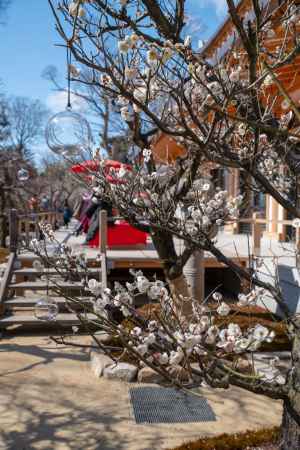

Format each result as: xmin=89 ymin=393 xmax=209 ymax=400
xmin=34 ymin=215 xmax=40 ymax=240
xmin=264 ymin=195 xmax=286 ymax=241
xmin=183 ymin=250 xmax=205 ymax=302
xmin=252 ymin=212 xmax=261 ymax=257
xmin=99 ymin=210 xmax=107 ymax=290
xmin=25 ymin=218 xmax=30 ymax=247
xmin=224 ymin=168 xmax=240 ymax=234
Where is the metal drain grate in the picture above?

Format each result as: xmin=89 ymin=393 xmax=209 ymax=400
xmin=129 ymin=386 xmax=216 ymax=424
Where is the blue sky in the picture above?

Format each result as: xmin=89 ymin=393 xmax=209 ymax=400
xmin=0 ymin=0 xmax=228 ymax=105
xmin=0 ymin=0 xmax=228 ymax=160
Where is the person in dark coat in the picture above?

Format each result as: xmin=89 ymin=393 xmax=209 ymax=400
xmin=63 ymin=199 xmax=73 ymax=228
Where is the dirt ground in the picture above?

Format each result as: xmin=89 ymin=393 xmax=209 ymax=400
xmin=0 ymin=335 xmax=283 ymax=450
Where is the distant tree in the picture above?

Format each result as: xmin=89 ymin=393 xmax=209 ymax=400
xmin=39 ymin=154 xmax=85 ymax=209
xmin=7 ymin=97 xmax=49 ymax=161
xmin=0 ymin=0 xmax=10 ymax=25
xmin=0 ymin=96 xmax=48 ymax=246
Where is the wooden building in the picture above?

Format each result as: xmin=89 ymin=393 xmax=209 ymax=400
xmin=152 ymin=0 xmax=300 ymax=240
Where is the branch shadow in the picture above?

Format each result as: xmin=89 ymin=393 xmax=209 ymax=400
xmin=0 ymin=378 xmax=131 ymax=450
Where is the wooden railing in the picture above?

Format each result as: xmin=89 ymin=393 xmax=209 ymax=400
xmin=9 ymin=209 xmax=63 ymax=252
xmin=227 ymin=213 xmax=300 ymax=257
xmin=8 ymin=208 xmax=300 ymax=260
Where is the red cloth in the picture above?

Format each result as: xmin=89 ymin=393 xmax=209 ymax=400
xmin=88 ymin=221 xmax=147 ymax=247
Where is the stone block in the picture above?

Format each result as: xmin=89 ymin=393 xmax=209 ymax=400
xmin=103 ymin=362 xmax=138 ymax=382
xmin=168 ymin=365 xmax=190 ymax=382
xmin=90 ymin=350 xmax=113 ymax=378
xmin=137 ymin=367 xmax=165 ymax=384
xmin=93 ymin=332 xmax=112 ymax=344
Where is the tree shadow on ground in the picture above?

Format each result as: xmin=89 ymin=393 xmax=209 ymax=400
xmin=0 ymin=341 xmax=89 ymax=377
xmin=0 ymin=378 xmax=134 ymax=450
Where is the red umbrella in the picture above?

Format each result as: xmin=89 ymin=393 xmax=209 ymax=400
xmin=70 ymin=159 xmax=132 ymax=184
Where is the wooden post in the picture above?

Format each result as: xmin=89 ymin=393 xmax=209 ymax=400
xmin=296 ymin=228 xmax=300 ymax=269
xmin=9 ymin=209 xmax=18 ymax=254
xmin=99 ymin=210 xmax=108 ymax=290
xmin=25 ymin=218 xmax=30 ymax=247
xmin=35 ymin=214 xmax=40 ymax=240
xmin=252 ymin=212 xmax=261 ymax=257
xmin=183 ymin=250 xmax=205 ymax=302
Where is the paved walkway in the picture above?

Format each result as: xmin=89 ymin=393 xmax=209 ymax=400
xmin=0 ymin=336 xmax=282 ymax=450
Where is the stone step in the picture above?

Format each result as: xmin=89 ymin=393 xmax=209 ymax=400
xmin=4 ymin=296 xmax=92 ymax=308
xmin=0 ymin=313 xmax=97 ymax=328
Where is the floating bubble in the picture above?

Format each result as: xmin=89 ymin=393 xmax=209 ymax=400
xmin=45 ymin=109 xmax=92 ymax=158
xmin=33 ymin=260 xmax=44 ymax=272
xmin=34 ymin=297 xmax=59 ymax=321
xmin=17 ymin=168 xmax=29 ymax=182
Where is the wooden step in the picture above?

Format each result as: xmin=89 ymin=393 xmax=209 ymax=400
xmin=13 ymin=267 xmax=101 ymax=276
xmin=0 ymin=313 xmax=97 ymax=327
xmin=4 ymin=296 xmax=93 ymax=308
xmin=16 ymin=254 xmax=114 ymax=269
xmin=9 ymin=281 xmax=89 ymax=291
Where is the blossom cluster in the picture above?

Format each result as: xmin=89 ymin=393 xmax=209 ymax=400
xmin=85 ymin=268 xmax=277 ymax=371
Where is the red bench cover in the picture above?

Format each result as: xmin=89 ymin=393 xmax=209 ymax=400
xmin=88 ymin=221 xmax=147 ymax=247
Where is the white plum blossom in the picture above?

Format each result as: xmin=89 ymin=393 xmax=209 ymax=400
xmin=118 ymin=40 xmax=130 ymax=54
xmin=212 ymin=292 xmax=223 ymax=301
xmin=251 ymin=325 xmax=275 ymax=343
xmin=147 ymin=48 xmax=159 ymax=64
xmin=125 ymin=67 xmax=137 ymax=80
xmin=69 ymin=2 xmax=79 ymax=17
xmin=169 ymin=347 xmax=184 ymax=365
xmin=217 ymin=302 xmax=231 ymax=316
xmin=157 ymin=352 xmax=169 ymax=365
xmin=88 ymin=279 xmax=102 ymax=296
xmin=184 ymin=35 xmax=191 ymax=47
xmin=131 ymin=326 xmax=142 ymax=337
xmin=143 ymin=333 xmax=156 ymax=345
xmin=263 ymin=74 xmax=273 ymax=86
xmin=69 ymin=64 xmax=80 ymax=77
xmin=292 ymin=218 xmax=300 ymax=228
xmin=136 ymin=343 xmax=148 ymax=356
xmin=142 ymin=148 xmax=152 ymax=162
xmin=136 ymin=275 xmax=151 ymax=293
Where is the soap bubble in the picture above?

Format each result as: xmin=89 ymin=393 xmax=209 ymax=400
xmin=45 ymin=109 xmax=92 ymax=158
xmin=17 ymin=168 xmax=29 ymax=181
xmin=34 ymin=297 xmax=59 ymax=321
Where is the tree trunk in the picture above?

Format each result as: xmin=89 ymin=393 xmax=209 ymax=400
xmin=280 ymin=322 xmax=300 ymax=450
xmin=281 ymin=399 xmax=300 ymax=450
xmin=166 ymin=273 xmax=193 ymax=317
xmin=151 ymin=230 xmax=193 ymax=317
xmin=0 ymin=183 xmax=7 ymax=248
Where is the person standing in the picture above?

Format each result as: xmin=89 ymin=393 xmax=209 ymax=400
xmin=63 ymin=199 xmax=73 ymax=228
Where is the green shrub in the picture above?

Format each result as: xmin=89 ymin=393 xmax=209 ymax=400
xmin=169 ymin=426 xmax=280 ymax=450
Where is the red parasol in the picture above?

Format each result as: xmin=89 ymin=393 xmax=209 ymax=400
xmin=70 ymin=159 xmax=132 ymax=184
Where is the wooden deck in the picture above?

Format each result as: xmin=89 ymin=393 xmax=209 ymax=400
xmin=17 ymin=223 xmax=250 ymax=270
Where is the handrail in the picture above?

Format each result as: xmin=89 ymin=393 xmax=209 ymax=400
xmin=0 ymin=253 xmax=15 ymax=315
xmin=9 ymin=209 xmax=63 ymax=252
